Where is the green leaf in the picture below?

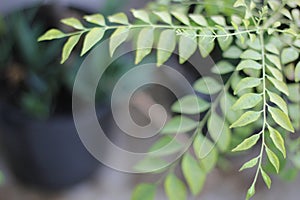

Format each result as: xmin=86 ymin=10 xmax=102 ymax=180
xmin=232 ymin=93 xmax=262 ymax=110
xmin=281 ymin=8 xmax=292 ymax=19
xmin=132 ymin=184 xmax=156 ymax=200
xmin=148 ymin=136 xmax=183 ymax=156
xmin=267 ymin=91 xmax=288 ymax=114
xmin=61 ymin=34 xmax=81 ymax=64
xmin=165 ymin=174 xmax=187 ymax=200
xmin=268 ymin=0 xmax=280 ymax=10
xmin=179 ymin=30 xmax=197 ymax=63
xmin=182 ymin=154 xmax=206 ymax=195
xmin=38 ymin=29 xmax=67 ymax=41
xmin=266 ymin=65 xmax=283 ymax=81
xmin=134 ymin=157 xmax=167 ymax=172
xmin=281 ymin=47 xmax=299 ymax=65
xmin=230 ymin=111 xmax=261 ymax=128
xmin=161 ymin=116 xmax=198 ymax=134
xmin=198 ymin=29 xmax=215 ymax=57
xmin=208 ymin=113 xmax=231 ymax=152
xmin=268 ymin=106 xmax=294 ymax=132
xmin=231 ymin=134 xmax=260 ymax=152
xmin=84 ymin=14 xmax=105 ymax=26
xmin=211 ymin=61 xmax=234 ymax=74
xmin=234 ymin=77 xmax=261 ymax=95
xmin=171 ymin=95 xmax=210 ymax=114
xmin=61 ymin=17 xmax=84 ymax=30
xmin=108 ymin=12 xmax=129 ymax=24
xmin=266 ymin=54 xmax=281 ymax=70
xmin=171 ymin=11 xmax=190 ymax=25
xmin=240 ymin=49 xmax=261 ymax=60
xmin=109 ymin=27 xmax=129 ymax=57
xmin=217 ymin=31 xmax=233 ymax=51
xmin=81 ymin=28 xmax=105 ymax=56
xmin=157 ymin=29 xmax=176 ymax=66
xmin=266 ymin=146 xmax=280 ymax=173
xmin=211 ymin=15 xmax=226 ymax=26
xmin=131 ymin=9 xmax=151 ymax=24
xmin=261 ymin=169 xmax=272 ymax=189
xmin=223 ymin=46 xmax=242 ymax=59
xmin=135 ymin=28 xmax=154 ymax=64
xmin=288 ymin=84 xmax=300 ymax=102
xmin=237 ymin=60 xmax=262 ymax=71
xmin=267 ymin=76 xmax=289 ymax=96
xmin=234 ymin=0 xmax=246 ymax=7
xmin=153 ymin=11 xmax=172 ymax=24
xmin=265 ymin=43 xmax=279 ymax=55
xmin=268 ymin=126 xmax=286 ymax=158
xmin=188 ymin=14 xmax=207 ymax=26
xmin=239 ymin=157 xmax=259 ymax=171
xmin=193 ymin=77 xmax=222 ymax=94
xmin=295 ymin=62 xmax=300 ymax=82
xmin=246 ymin=184 xmax=255 ymax=200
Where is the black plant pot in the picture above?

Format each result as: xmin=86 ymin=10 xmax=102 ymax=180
xmin=0 ymin=103 xmax=109 ymax=191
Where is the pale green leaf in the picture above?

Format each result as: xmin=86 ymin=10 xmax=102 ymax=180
xmin=153 ymin=11 xmax=172 ymax=24
xmin=211 ymin=15 xmax=226 ymax=26
xmin=223 ymin=46 xmax=242 ymax=59
xmin=295 ymin=62 xmax=300 ymax=82
xmin=217 ymin=30 xmax=233 ymax=51
xmin=281 ymin=47 xmax=299 ymax=65
xmin=239 ymin=157 xmax=259 ymax=171
xmin=266 ymin=146 xmax=280 ymax=173
xmin=211 ymin=61 xmax=234 ymax=74
xmin=261 ymin=169 xmax=272 ymax=189
xmin=38 ymin=29 xmax=67 ymax=41
xmin=268 ymin=106 xmax=294 ymax=132
xmin=246 ymin=184 xmax=255 ymax=200
xmin=232 ymin=93 xmax=262 ymax=110
xmin=81 ymin=28 xmax=105 ymax=56
xmin=149 ymin=136 xmax=183 ymax=156
xmin=267 ymin=76 xmax=289 ymax=96
xmin=165 ymin=174 xmax=187 ymax=200
xmin=240 ymin=49 xmax=262 ymax=60
xmin=132 ymin=184 xmax=156 ymax=200
xmin=135 ymin=28 xmax=154 ymax=64
xmin=234 ymin=77 xmax=261 ymax=95
xmin=281 ymin=8 xmax=292 ymax=19
xmin=109 ymin=27 xmax=129 ymax=57
xmin=108 ymin=12 xmax=129 ymax=24
xmin=230 ymin=111 xmax=261 ymax=128
xmin=268 ymin=0 xmax=280 ymax=10
xmin=188 ymin=14 xmax=207 ymax=26
xmin=161 ymin=116 xmax=198 ymax=134
xmin=266 ymin=54 xmax=281 ymax=69
xmin=232 ymin=134 xmax=260 ymax=152
xmin=247 ymin=36 xmax=261 ymax=51
xmin=61 ymin=34 xmax=81 ymax=64
xmin=134 ymin=157 xmax=167 ymax=172
xmin=268 ymin=126 xmax=286 ymax=158
xmin=61 ymin=17 xmax=84 ymax=30
xmin=234 ymin=0 xmax=246 ymax=7
xmin=171 ymin=95 xmax=210 ymax=114
xmin=198 ymin=29 xmax=215 ymax=57
xmin=193 ymin=77 xmax=222 ymax=94
xmin=157 ymin=29 xmax=176 ymax=66
xmin=265 ymin=43 xmax=279 ymax=55
xmin=131 ymin=9 xmax=151 ymax=24
xmin=182 ymin=154 xmax=206 ymax=195
xmin=84 ymin=14 xmax=105 ymax=26
xmin=179 ymin=30 xmax=197 ymax=63
xmin=171 ymin=11 xmax=190 ymax=25
xmin=266 ymin=65 xmax=283 ymax=81
xmin=236 ymin=60 xmax=262 ymax=71
xmin=288 ymin=84 xmax=300 ymax=102
xmin=208 ymin=113 xmax=231 ymax=152
xmin=267 ymin=91 xmax=288 ymax=114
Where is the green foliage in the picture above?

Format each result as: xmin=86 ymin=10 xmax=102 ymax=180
xmin=39 ymin=0 xmax=300 ymax=199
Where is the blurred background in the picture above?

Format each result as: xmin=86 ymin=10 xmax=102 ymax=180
xmin=0 ymin=0 xmax=300 ymax=199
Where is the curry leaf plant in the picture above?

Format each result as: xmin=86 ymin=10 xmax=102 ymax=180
xmin=39 ymin=0 xmax=300 ymax=199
